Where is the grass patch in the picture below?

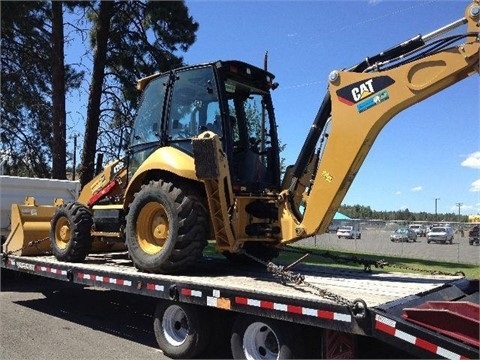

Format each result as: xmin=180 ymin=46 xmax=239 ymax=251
xmin=204 ymin=242 xmax=479 ymax=279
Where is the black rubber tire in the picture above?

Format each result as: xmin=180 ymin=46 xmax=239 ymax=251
xmin=50 ymin=202 xmax=93 ymax=262
xmin=153 ymin=300 xmax=211 ymax=359
xmin=230 ymin=315 xmax=304 ymax=359
xmin=125 ymin=180 xmax=208 ymax=273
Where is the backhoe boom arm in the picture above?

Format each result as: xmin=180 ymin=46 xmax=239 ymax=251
xmin=281 ymin=1 xmax=479 ymax=242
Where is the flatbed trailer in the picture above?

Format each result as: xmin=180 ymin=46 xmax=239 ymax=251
xmin=1 ymin=251 xmax=479 ymax=359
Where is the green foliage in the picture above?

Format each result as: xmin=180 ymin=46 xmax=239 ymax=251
xmin=1 ymin=0 xmax=198 ymax=180
xmin=339 ymin=204 xmax=467 ymax=222
xmin=88 ymin=0 xmax=199 ymax=164
xmin=1 ymin=1 xmax=83 ymax=177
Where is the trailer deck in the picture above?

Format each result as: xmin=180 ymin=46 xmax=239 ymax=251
xmin=2 ymin=251 xmax=463 ymax=306
xmin=2 ymin=251 xmax=478 ymax=359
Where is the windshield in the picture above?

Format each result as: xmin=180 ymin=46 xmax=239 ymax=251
xmin=339 ymin=226 xmax=352 ymax=230
xmin=167 ymin=66 xmax=221 ymax=153
xmin=431 ymin=227 xmax=447 ymax=233
xmin=130 ymin=75 xmax=167 ymax=147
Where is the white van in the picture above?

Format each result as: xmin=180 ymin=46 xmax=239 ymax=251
xmin=336 ymin=223 xmax=361 ymax=239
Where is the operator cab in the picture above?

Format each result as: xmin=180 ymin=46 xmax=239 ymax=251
xmin=129 ymin=61 xmax=281 ymax=194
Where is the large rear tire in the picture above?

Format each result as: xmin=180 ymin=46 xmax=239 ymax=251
xmin=50 ymin=202 xmax=93 ymax=262
xmin=125 ymin=180 xmax=208 ymax=273
xmin=153 ymin=301 xmax=211 ymax=359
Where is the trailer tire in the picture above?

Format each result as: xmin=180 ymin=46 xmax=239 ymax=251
xmin=153 ymin=301 xmax=211 ymax=359
xmin=125 ymin=180 xmax=208 ymax=273
xmin=50 ymin=202 xmax=93 ymax=262
xmin=230 ymin=315 xmax=304 ymax=359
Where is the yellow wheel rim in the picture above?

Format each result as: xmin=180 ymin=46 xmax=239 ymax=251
xmin=54 ymin=217 xmax=71 ymax=250
xmin=136 ymin=201 xmax=169 ymax=255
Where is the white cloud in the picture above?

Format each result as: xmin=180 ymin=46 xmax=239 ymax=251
xmin=461 ymin=151 xmax=480 ymax=169
xmin=469 ymin=179 xmax=480 ymax=192
xmin=395 ymin=191 xmax=401 ymax=195
xmin=411 ymin=186 xmax=422 ymax=192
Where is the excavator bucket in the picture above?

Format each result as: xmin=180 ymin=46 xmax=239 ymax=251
xmin=3 ymin=197 xmax=56 ymax=256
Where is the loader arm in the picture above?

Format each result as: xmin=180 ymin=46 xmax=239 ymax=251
xmin=279 ymin=1 xmax=479 ymax=242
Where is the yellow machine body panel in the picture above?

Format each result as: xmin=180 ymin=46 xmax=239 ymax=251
xmin=124 ymin=146 xmax=198 ymax=205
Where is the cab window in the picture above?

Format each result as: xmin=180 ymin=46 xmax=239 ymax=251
xmin=168 ymin=67 xmax=221 ymax=152
xmin=130 ymin=76 xmax=167 ymax=146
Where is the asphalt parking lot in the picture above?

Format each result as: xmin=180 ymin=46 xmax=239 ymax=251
xmin=296 ymin=229 xmax=480 ymax=265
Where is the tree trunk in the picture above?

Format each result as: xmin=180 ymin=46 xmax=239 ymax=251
xmin=51 ymin=1 xmax=66 ymax=179
xmin=79 ymin=1 xmax=114 ymax=187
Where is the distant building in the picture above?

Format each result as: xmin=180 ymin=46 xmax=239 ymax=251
xmin=468 ymin=214 xmax=480 ymax=223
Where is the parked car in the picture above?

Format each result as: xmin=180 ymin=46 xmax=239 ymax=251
xmin=336 ymin=225 xmax=361 ymax=239
xmin=408 ymin=224 xmax=426 ymax=237
xmin=427 ymin=226 xmax=454 ymax=244
xmin=390 ymin=228 xmax=417 ymax=242
xmin=468 ymin=225 xmax=479 ymax=245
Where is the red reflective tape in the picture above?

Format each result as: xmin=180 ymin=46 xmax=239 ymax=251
xmin=236 ymin=297 xmax=248 ymax=305
xmin=318 ymin=310 xmax=334 ymax=319
xmin=287 ymin=305 xmax=303 ymax=314
xmin=415 ymin=337 xmax=438 ymax=354
xmin=375 ymin=320 xmax=396 ymax=336
xmin=147 ymin=283 xmax=155 ymax=290
xmin=181 ymin=288 xmax=192 ymax=296
xmin=260 ymin=300 xmax=274 ymax=309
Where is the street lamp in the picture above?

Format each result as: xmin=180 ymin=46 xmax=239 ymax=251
xmin=455 ymin=202 xmax=463 ymax=236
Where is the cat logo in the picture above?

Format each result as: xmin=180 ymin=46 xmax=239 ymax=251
xmin=352 ymin=79 xmax=374 ymax=102
xmin=336 ymin=76 xmax=395 ymax=106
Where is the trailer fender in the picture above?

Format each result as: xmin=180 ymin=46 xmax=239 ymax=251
xmin=153 ymin=300 xmax=211 ymax=359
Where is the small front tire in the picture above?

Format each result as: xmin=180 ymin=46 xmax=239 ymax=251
xmin=50 ymin=202 xmax=93 ymax=262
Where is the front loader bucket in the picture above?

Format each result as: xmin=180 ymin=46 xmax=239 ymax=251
xmin=3 ymin=197 xmax=56 ymax=256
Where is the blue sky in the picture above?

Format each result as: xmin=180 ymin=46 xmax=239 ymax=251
xmin=180 ymin=0 xmax=479 ymax=215
xmin=65 ymin=1 xmax=479 ymax=216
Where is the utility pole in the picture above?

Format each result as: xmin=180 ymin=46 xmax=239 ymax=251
xmin=434 ymin=198 xmax=440 ymax=221
xmin=455 ymin=202 xmax=463 ymax=220
xmin=72 ymin=134 xmax=78 ymax=181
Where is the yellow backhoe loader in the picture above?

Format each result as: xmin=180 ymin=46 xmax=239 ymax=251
xmin=4 ymin=1 xmax=479 ymax=274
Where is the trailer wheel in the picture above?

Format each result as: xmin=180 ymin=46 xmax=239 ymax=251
xmin=50 ymin=202 xmax=93 ymax=262
xmin=125 ymin=180 xmax=208 ymax=273
xmin=153 ymin=301 xmax=211 ymax=359
xmin=230 ymin=316 xmax=303 ymax=359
